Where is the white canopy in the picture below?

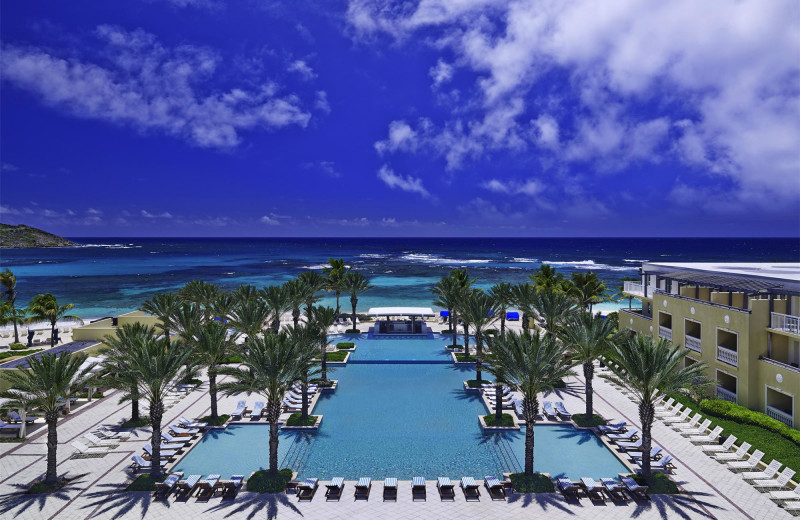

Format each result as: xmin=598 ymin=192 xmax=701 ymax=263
xmin=367 ymin=307 xmax=435 ymax=317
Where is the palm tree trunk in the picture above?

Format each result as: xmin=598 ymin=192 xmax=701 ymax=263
xmin=45 ymin=413 xmax=59 ymax=484
xmin=639 ymin=400 xmax=655 ymax=480
xmin=150 ymin=402 xmax=164 ymax=480
xmin=500 ymin=315 xmax=505 ymax=336
xmin=131 ymin=387 xmax=140 ymax=421
xmin=305 ymin=303 xmax=313 ymax=322
xmin=321 ymin=348 xmax=328 ymax=381
xmin=628 ymin=297 xmax=632 ymax=309
xmin=451 ymin=312 xmax=457 ymax=345
xmin=268 ymin=402 xmax=280 ymax=474
xmin=335 ymin=291 xmax=340 ymax=315
xmin=13 ymin=316 xmax=19 ymax=344
xmin=50 ymin=323 xmax=56 ymax=348
xmin=463 ymin=322 xmax=470 ymax=360
xmin=293 ymin=307 xmax=300 ymax=327
xmin=475 ymin=332 xmax=483 ymax=382
xmin=301 ymin=382 xmax=309 ymax=419
xmin=524 ymin=396 xmax=538 ymax=476
xmin=351 ymin=297 xmax=357 ymax=331
xmin=583 ymin=362 xmax=594 ymax=418
xmin=165 ymin=329 xmax=171 ymax=345
xmin=209 ymin=370 xmax=218 ymax=420
xmin=494 ymin=384 xmax=503 ymax=421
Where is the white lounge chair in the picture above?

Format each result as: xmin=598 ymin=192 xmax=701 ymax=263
xmin=598 ymin=421 xmax=627 ymax=434
xmin=195 ymin=474 xmax=220 ymax=500
xmin=608 ymin=429 xmax=639 ymax=443
xmin=690 ymin=426 xmax=723 ymax=444
xmin=672 ymin=413 xmax=701 ymax=431
xmin=161 ymin=431 xmax=191 ymax=445
xmin=251 ymin=401 xmax=265 ymax=418
xmin=325 ymin=477 xmax=344 ymax=500
xmin=383 ymin=478 xmax=398 ymax=501
xmin=71 ymin=440 xmax=109 ymax=457
xmin=96 ymin=425 xmax=131 ymax=440
xmin=154 ymin=473 xmax=182 ymax=498
xmin=753 ymin=467 xmax=796 ymax=491
xmin=231 ymin=401 xmax=247 ymax=417
xmin=768 ymin=484 xmax=800 ymax=502
xmin=437 ymin=477 xmax=455 ymax=500
xmin=742 ymin=459 xmax=782 ymax=481
xmin=178 ymin=417 xmax=207 ymax=429
xmin=646 ymin=454 xmax=675 ymax=473
xmin=715 ymin=441 xmax=751 ymax=461
xmin=354 ymin=477 xmax=372 ymax=500
xmin=654 ymin=397 xmax=675 ymax=413
xmin=580 ymin=477 xmax=606 ymax=501
xmin=701 ymin=434 xmax=737 ymax=453
xmin=656 ymin=402 xmax=682 ymax=418
xmin=143 ymin=444 xmax=178 ymax=459
xmin=600 ymin=478 xmax=627 ymax=501
xmin=728 ymin=450 xmax=764 ymax=472
xmin=616 ymin=438 xmax=643 ymax=452
xmin=620 ymin=476 xmax=649 ymax=500
xmin=628 ymin=446 xmax=663 ymax=462
xmin=412 ymin=476 xmax=426 ymax=501
xmin=460 ymin=476 xmax=480 ymax=500
xmin=542 ymin=401 xmax=557 ymax=418
xmin=554 ymin=402 xmax=572 ymax=419
xmin=174 ymin=474 xmax=201 ymax=498
xmin=84 ymin=432 xmax=118 ymax=447
xmin=129 ymin=454 xmax=166 ymax=471
xmin=169 ymin=425 xmax=200 ymax=436
xmin=662 ymin=408 xmax=691 ymax=424
xmin=679 ymin=419 xmax=712 ymax=437
xmin=556 ymin=478 xmax=580 ymax=499
xmin=298 ymin=478 xmax=319 ymax=501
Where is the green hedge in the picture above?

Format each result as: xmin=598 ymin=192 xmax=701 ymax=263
xmin=247 ymin=469 xmax=293 ymax=493
xmin=336 ymin=342 xmax=355 ymax=349
xmin=700 ymin=399 xmax=800 ymax=446
xmin=315 ymin=350 xmax=348 ymax=362
xmin=0 ymin=349 xmax=40 ymax=360
xmin=286 ymin=413 xmax=317 ymax=427
xmin=220 ymin=355 xmax=243 ymax=364
xmin=509 ymin=473 xmax=554 ymax=493
xmin=572 ymin=414 xmax=606 ymax=428
xmin=483 ymin=413 xmax=515 ymax=427
xmin=9 ymin=343 xmax=28 ymax=351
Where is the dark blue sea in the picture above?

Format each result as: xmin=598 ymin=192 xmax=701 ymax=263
xmin=1 ymin=238 xmax=798 ymax=319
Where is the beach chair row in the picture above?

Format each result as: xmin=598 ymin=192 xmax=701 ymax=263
xmin=480 ymin=384 xmax=573 ymax=420
xmin=152 ymin=472 xmax=244 ymax=501
xmin=290 ymin=476 xmax=511 ymax=502
xmin=556 ymin=476 xmax=649 ymax=502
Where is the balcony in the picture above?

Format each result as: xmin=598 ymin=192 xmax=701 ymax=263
xmin=685 ymin=334 xmax=702 ymax=353
xmin=658 ymin=326 xmax=673 ymax=342
xmin=715 ymin=386 xmax=737 ymax=403
xmin=623 ymin=281 xmax=659 ymax=298
xmin=717 ymin=345 xmax=738 ymax=367
xmin=759 ymin=355 xmax=800 ymax=373
xmin=771 ymin=312 xmax=800 ymax=335
xmin=766 ymin=405 xmax=794 ymax=428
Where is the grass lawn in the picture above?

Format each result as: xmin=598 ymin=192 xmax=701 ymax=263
xmin=28 ymin=478 xmax=70 ymax=494
xmin=120 ymin=417 xmax=150 ymax=428
xmin=454 ymin=353 xmax=475 ymax=362
xmin=335 ymin=342 xmax=354 ymax=350
xmin=465 ymin=379 xmax=492 ymax=388
xmin=316 ymin=351 xmax=348 ymax=362
xmin=628 ymin=473 xmax=679 ymax=494
xmin=198 ymin=414 xmax=230 ymax=427
xmin=572 ymin=413 xmax=606 ymax=428
xmin=509 ymin=473 xmax=554 ymax=493
xmin=670 ymin=394 xmax=800 ymax=471
xmin=247 ymin=469 xmax=293 ymax=493
xmin=483 ymin=413 xmax=515 ymax=427
xmin=125 ymin=474 xmax=161 ymax=492
xmin=286 ymin=413 xmax=318 ymax=427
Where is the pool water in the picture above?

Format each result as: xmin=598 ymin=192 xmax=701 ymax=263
xmin=173 ymin=337 xmax=627 ymax=480
xmin=338 ymin=333 xmax=452 ymax=361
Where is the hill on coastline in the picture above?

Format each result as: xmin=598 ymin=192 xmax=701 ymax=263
xmin=0 ymin=223 xmax=76 ymax=248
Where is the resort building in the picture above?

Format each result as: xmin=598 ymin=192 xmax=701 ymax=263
xmin=620 ymin=262 xmax=800 ymax=428
xmin=72 ymin=311 xmax=160 ymax=343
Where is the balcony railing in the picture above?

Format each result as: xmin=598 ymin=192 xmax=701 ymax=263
xmin=758 ymin=355 xmax=800 ymax=373
xmin=771 ymin=312 xmax=800 ymax=335
xmin=717 ymin=345 xmax=738 ymax=367
xmin=766 ymin=405 xmax=794 ymax=428
xmin=659 ymin=326 xmax=673 ymax=342
xmin=624 ymin=281 xmax=644 ymax=297
xmin=685 ymin=334 xmax=702 ymax=353
xmin=716 ymin=386 xmax=737 ymax=403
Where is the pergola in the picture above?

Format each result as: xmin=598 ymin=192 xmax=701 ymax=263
xmin=366 ymin=307 xmax=436 ymax=318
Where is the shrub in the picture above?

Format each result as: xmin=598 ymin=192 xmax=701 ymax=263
xmin=485 ymin=329 xmax=499 ymax=336
xmin=247 ymin=468 xmax=293 ymax=493
xmin=316 ymin=350 xmax=348 ymax=362
xmin=120 ymin=417 xmax=150 ymax=428
xmin=465 ymin=379 xmax=491 ymax=388
xmin=699 ymin=399 xmax=800 ymax=446
xmin=483 ymin=413 xmax=515 ymax=427
xmin=310 ymin=378 xmax=335 ymax=387
xmin=286 ymin=413 xmax=318 ymax=427
xmin=509 ymin=473 xmax=554 ymax=493
xmin=125 ymin=474 xmax=160 ymax=492
xmin=336 ymin=342 xmax=355 ymax=350
xmin=572 ymin=414 xmax=606 ymax=428
xmin=198 ymin=414 xmax=230 ymax=427
xmin=220 ymin=355 xmax=243 ymax=364
xmin=9 ymin=343 xmax=28 ymax=351
xmin=0 ymin=349 xmax=39 ymax=360
xmin=454 ymin=353 xmax=474 ymax=362
xmin=628 ymin=473 xmax=679 ymax=494
xmin=553 ymin=378 xmax=567 ymax=388
xmin=28 ymin=478 xmax=69 ymax=494
xmin=345 ymin=329 xmax=360 ymax=334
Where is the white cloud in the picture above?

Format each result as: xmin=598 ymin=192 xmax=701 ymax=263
xmin=86 ymin=208 xmax=102 ymax=215
xmin=532 ymin=114 xmax=559 ymax=150
xmin=141 ymin=210 xmax=173 ymax=218
xmin=481 ymin=178 xmax=543 ymax=197
xmin=1 ymin=163 xmax=19 ymax=172
xmin=429 ymin=59 xmax=453 ymax=88
xmin=0 ymin=26 xmax=311 ymax=149
xmin=315 ymin=91 xmax=330 ymax=113
xmin=288 ymin=59 xmax=316 ymax=81
xmin=376 ymin=164 xmax=431 ymax=198
xmin=260 ymin=215 xmax=280 ymax=225
xmin=0 ymin=205 xmax=21 ymax=215
xmin=375 ymin=120 xmax=418 ymax=154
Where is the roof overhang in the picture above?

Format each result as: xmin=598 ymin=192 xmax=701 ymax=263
xmin=367 ymin=307 xmax=435 ymax=317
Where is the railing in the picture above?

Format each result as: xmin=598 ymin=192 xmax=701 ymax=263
xmin=717 ymin=345 xmax=738 ymax=367
xmin=659 ymin=326 xmax=673 ymax=341
xmin=716 ymin=386 xmax=737 ymax=403
xmin=771 ymin=312 xmax=800 ymax=335
xmin=685 ymin=334 xmax=702 ymax=353
xmin=758 ymin=355 xmax=800 ymax=373
xmin=766 ymin=405 xmax=794 ymax=428
xmin=624 ymin=281 xmax=644 ymax=297
xmin=648 ymin=285 xmax=659 ymax=296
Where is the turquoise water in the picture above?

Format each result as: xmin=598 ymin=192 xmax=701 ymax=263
xmin=173 ymin=338 xmax=627 ymax=480
xmin=337 ymin=334 xmax=452 ymax=361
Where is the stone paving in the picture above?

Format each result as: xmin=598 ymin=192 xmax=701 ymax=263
xmin=0 ymin=322 xmax=794 ymax=519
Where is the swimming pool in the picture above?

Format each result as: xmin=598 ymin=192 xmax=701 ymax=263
xmin=173 ymin=337 xmax=628 ymax=480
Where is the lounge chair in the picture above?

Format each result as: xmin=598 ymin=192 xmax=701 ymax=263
xmin=412 ymin=476 xmax=426 ymax=501
xmin=0 ymin=421 xmax=22 ymax=432
xmin=72 ymin=440 xmax=110 ymax=458
xmin=655 ymin=401 xmax=681 ymax=417
xmin=512 ymin=399 xmax=525 ymax=418
xmin=174 ymin=474 xmax=201 ymax=498
xmin=460 ymin=476 xmax=481 ymax=500
xmin=728 ymin=450 xmax=764 ymax=472
xmin=554 ymin=402 xmax=572 ymax=419
xmin=84 ymin=432 xmax=118 ymax=447
xmin=672 ymin=412 xmax=701 ymax=431
xmin=383 ymin=478 xmax=398 ymax=501
xmin=616 ymin=439 xmax=643 ymax=452
xmin=647 ymin=454 xmax=675 ymax=473
xmin=620 ymin=476 xmax=649 ymax=500
xmin=143 ymin=444 xmax=178 ymax=460
xmin=753 ymin=467 xmax=795 ymax=491
xmin=178 ymin=417 xmax=208 ymax=429
xmin=283 ymin=399 xmax=302 ymax=412
xmin=556 ymin=478 xmax=581 ymax=499
xmin=679 ymin=419 xmax=712 ymax=436
xmin=7 ymin=411 xmax=36 ymax=424
xmin=598 ymin=421 xmax=627 ymax=434
xmin=162 ymin=431 xmax=191 ymax=445
xmin=154 ymin=473 xmax=182 ymax=498
xmin=354 ymin=477 xmax=372 ymax=500
xmin=654 ymin=397 xmax=675 ymax=413
xmin=195 ymin=474 xmax=220 ymax=500
xmin=768 ymin=484 xmax=800 ymax=502
xmin=742 ymin=459 xmax=782 ymax=481
xmin=169 ymin=425 xmax=200 ymax=437
xmin=129 ymin=454 xmax=166 ymax=471
xmin=785 ymin=501 xmax=800 ymax=515
xmin=629 ymin=446 xmax=663 ymax=462
xmin=250 ymin=401 xmax=265 ymax=418
xmin=600 ymin=478 xmax=627 ymax=501
xmin=437 ymin=477 xmax=455 ymax=500
xmin=231 ymin=401 xmax=247 ymax=417
xmin=662 ymin=408 xmax=691 ymax=424
xmin=484 ymin=476 xmax=506 ymax=500
xmin=702 ymin=434 xmax=737 ymax=453
xmin=213 ymin=475 xmax=244 ymax=498
xmin=608 ymin=429 xmax=639 ymax=443
xmin=542 ymin=401 xmax=557 ymax=418
xmin=96 ymin=425 xmax=131 ymax=440
xmin=715 ymin=441 xmax=751 ymax=462
xmin=325 ymin=477 xmax=344 ymax=500
xmin=690 ymin=426 xmax=723 ymax=444
xmin=580 ymin=477 xmax=606 ymax=501
xmin=298 ymin=478 xmax=319 ymax=501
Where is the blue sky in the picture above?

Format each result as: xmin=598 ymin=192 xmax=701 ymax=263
xmin=1 ymin=0 xmax=798 ymax=237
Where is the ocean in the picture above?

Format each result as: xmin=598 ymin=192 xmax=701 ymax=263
xmin=1 ymin=237 xmax=798 ymax=320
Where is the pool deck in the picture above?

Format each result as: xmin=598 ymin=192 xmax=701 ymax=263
xmin=0 ymin=320 xmax=792 ymax=520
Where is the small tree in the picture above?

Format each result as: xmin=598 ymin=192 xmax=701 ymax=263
xmin=322 ymin=258 xmax=350 ymax=315
xmin=488 ymin=282 xmax=513 ymax=335
xmin=298 ymin=271 xmax=326 ymax=322
xmin=27 ymin=293 xmax=82 ymax=347
xmin=193 ymin=322 xmax=239 ymax=420
xmin=286 ymin=324 xmax=323 ymax=419
xmin=141 ymin=292 xmax=180 ymax=344
xmin=0 ymin=268 xmax=21 ymax=343
xmin=103 ymin=323 xmax=158 ymax=423
xmin=459 ymin=290 xmax=497 ymax=383
xmin=567 ymin=271 xmax=608 ymax=314
xmin=178 ymin=280 xmax=220 ymax=323
xmin=342 ymin=271 xmax=373 ymax=332
xmin=311 ymin=305 xmax=338 ymax=381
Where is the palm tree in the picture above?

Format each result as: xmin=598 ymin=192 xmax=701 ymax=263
xmin=27 ymin=293 xmax=82 ymax=347
xmin=0 ymin=302 xmax=27 ymax=344
xmin=322 ymin=258 xmax=350 ymax=314
xmin=298 ymin=271 xmax=326 ymax=322
xmin=343 ymin=271 xmax=373 ymax=331
xmin=173 ymin=302 xmax=204 ymax=346
xmin=285 ymin=324 xmax=323 ymax=419
xmin=102 ymin=323 xmax=158 ymax=422
xmin=261 ymin=285 xmax=289 ymax=333
xmin=0 ymin=352 xmax=93 ymax=484
xmin=179 ymin=280 xmax=220 ymax=322
xmin=141 ymin=292 xmax=180 ymax=343
xmin=283 ymin=279 xmax=305 ymax=328
xmin=229 ymin=294 xmax=270 ymax=340
xmin=193 ymin=322 xmax=239 ymax=420
xmin=459 ymin=290 xmax=497 ymax=383
xmin=531 ymin=287 xmax=578 ymax=336
xmin=211 ymin=290 xmax=236 ymax=323
xmin=602 ymin=334 xmax=708 ymax=479
xmin=615 ymin=276 xmax=638 ymax=309
xmin=568 ymin=272 xmax=608 ymax=314
xmin=511 ymin=282 xmax=537 ymax=330
xmin=485 ymin=330 xmax=573 ymax=476
xmin=311 ymin=305 xmax=338 ymax=381
xmin=432 ymin=276 xmax=460 ymax=344
xmin=559 ymin=313 xmax=623 ymax=418
xmin=234 ymin=284 xmax=261 ymax=303
xmin=1 ymin=268 xmax=21 ymax=343
xmin=218 ymin=333 xmax=306 ymax=475
xmin=111 ymin=335 xmax=193 ymax=479
xmin=488 ymin=282 xmax=513 ymax=335
xmin=528 ymin=265 xmax=567 ymax=292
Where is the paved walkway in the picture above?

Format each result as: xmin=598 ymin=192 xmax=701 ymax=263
xmin=0 ymin=325 xmax=792 ymax=519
